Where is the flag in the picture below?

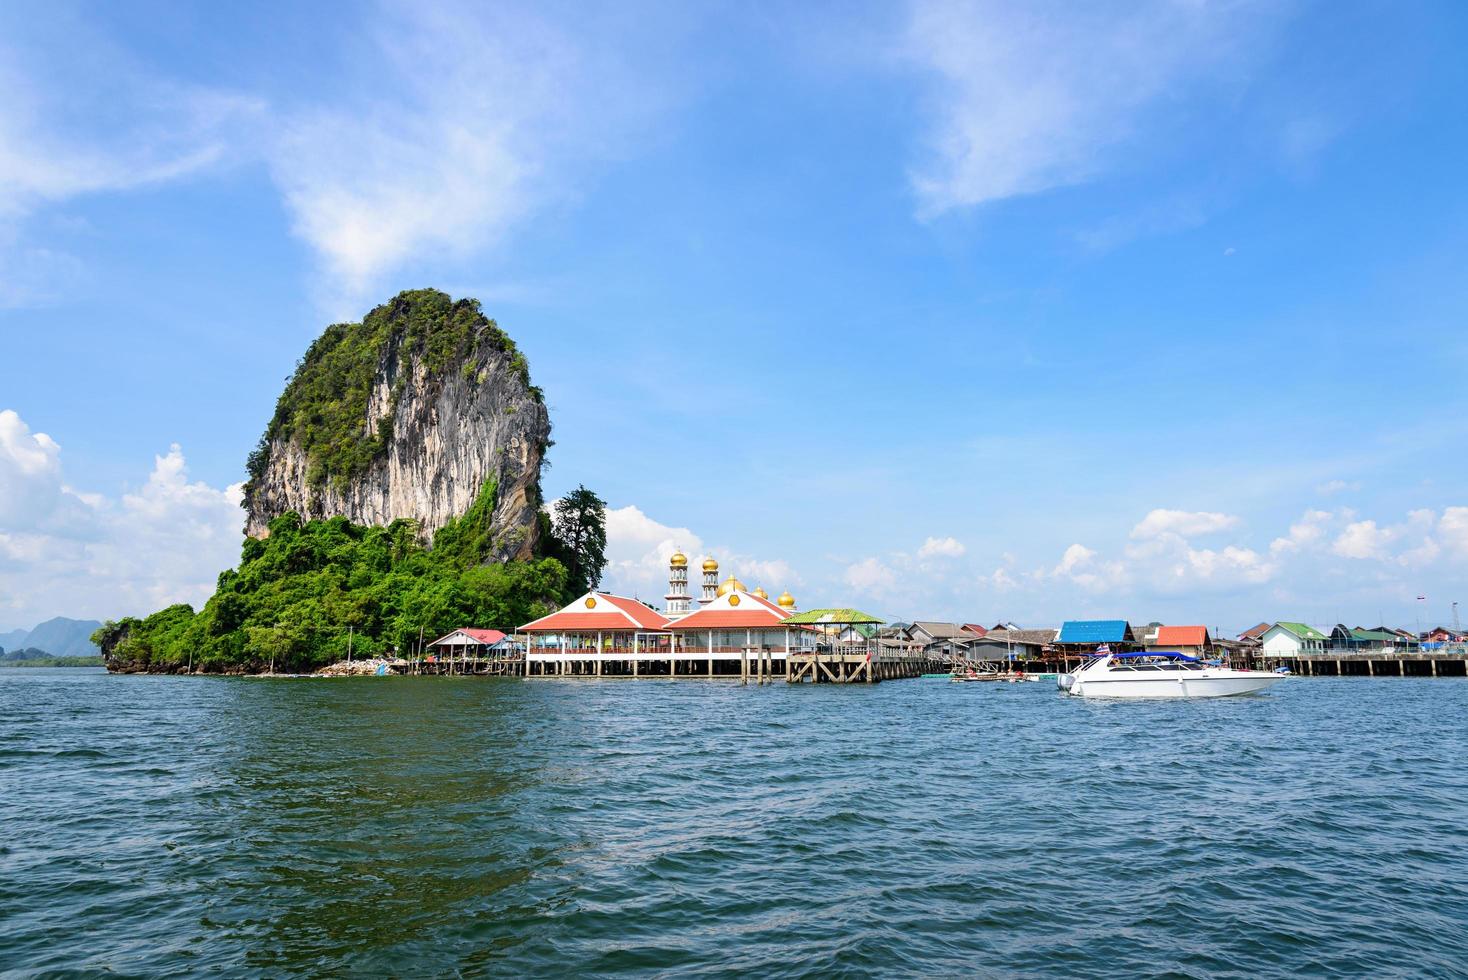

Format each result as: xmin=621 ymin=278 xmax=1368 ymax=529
xmin=1095 ymin=643 xmax=1111 ymax=656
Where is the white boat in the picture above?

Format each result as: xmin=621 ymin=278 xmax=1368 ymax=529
xmin=1056 ymin=651 xmax=1285 ymax=698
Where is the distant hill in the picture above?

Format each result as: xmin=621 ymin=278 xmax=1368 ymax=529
xmin=0 ymin=618 xmax=103 ymax=657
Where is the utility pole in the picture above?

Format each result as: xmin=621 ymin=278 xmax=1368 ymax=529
xmin=347 ymin=625 xmax=354 ymax=663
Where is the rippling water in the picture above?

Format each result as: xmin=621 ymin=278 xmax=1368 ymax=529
xmin=2 ymin=669 xmax=1467 ymax=977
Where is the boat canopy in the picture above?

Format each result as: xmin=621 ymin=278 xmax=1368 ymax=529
xmin=1111 ymin=650 xmax=1201 ymax=662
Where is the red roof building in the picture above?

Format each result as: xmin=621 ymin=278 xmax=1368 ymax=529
xmin=1238 ymin=622 xmax=1271 ymax=642
xmin=520 ymin=592 xmax=672 ymax=656
xmin=1154 ymin=625 xmax=1211 ymax=652
xmin=664 ymin=590 xmax=817 ymax=657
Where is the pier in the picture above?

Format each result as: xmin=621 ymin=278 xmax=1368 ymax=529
xmin=1286 ymin=653 xmax=1468 ymax=677
xmin=521 ymin=642 xmax=943 ymax=683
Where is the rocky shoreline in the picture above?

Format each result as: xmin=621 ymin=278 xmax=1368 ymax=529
xmin=102 ymin=657 xmax=402 ymax=677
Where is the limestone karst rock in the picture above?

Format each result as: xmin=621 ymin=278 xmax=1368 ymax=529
xmin=242 ymin=289 xmax=550 ymax=562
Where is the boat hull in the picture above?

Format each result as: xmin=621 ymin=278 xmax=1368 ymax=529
xmin=1060 ymin=671 xmax=1284 ymax=698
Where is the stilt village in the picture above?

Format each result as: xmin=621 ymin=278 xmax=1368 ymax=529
xmin=336 ymin=551 xmax=1468 ymax=683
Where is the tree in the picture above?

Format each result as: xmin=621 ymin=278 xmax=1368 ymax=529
xmin=550 ymin=485 xmax=608 ymax=594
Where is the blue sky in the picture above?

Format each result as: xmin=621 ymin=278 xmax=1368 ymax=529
xmin=4 ymin=0 xmax=1468 ymax=634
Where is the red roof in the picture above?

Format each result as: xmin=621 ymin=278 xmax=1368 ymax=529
xmin=1155 ymin=625 xmax=1209 ymax=647
xmin=521 ymin=592 xmax=670 ymax=633
xmin=429 ymin=628 xmax=507 ymax=647
xmin=667 ymin=591 xmax=792 ymax=631
xmin=961 ymin=623 xmax=988 ymax=636
xmin=1238 ymin=622 xmax=1271 ymax=640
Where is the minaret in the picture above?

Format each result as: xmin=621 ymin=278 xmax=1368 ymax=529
xmin=665 ymin=550 xmax=691 ymax=618
xmin=699 ymin=557 xmax=719 ymax=605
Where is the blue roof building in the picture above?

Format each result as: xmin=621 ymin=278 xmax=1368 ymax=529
xmin=1057 ymin=620 xmax=1134 ymax=644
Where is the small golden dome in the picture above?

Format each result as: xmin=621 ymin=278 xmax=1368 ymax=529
xmin=753 ymin=586 xmax=769 ymax=599
xmin=715 ymin=575 xmax=747 ymax=597
xmin=777 ymin=591 xmax=795 ymax=609
xmin=670 ymin=551 xmax=687 ymax=568
xmin=702 ymin=557 xmax=719 ymax=572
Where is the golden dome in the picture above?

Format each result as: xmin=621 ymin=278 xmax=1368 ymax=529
xmin=715 ymin=575 xmax=747 ymax=597
xmin=753 ymin=586 xmax=769 ymax=599
xmin=777 ymin=591 xmax=795 ymax=609
xmin=702 ymin=557 xmax=719 ymax=572
xmin=670 ymin=551 xmax=688 ymax=568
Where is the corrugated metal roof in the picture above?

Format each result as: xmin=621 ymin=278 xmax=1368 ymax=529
xmin=1276 ymin=621 xmax=1326 ymax=641
xmin=1057 ymin=620 xmax=1132 ymax=643
xmin=909 ymin=621 xmax=968 ymax=639
xmin=781 ymin=608 xmax=886 ymax=624
xmin=1155 ymin=625 xmax=1208 ymax=647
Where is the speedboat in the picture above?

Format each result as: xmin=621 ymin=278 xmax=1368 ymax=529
xmin=1056 ymin=651 xmax=1285 ymax=698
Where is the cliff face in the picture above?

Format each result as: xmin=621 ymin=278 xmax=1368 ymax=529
xmin=243 ymin=290 xmax=550 ymax=562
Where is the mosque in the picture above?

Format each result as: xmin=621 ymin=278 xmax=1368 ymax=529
xmin=519 ymin=550 xmax=809 ymax=676
xmin=662 ymin=550 xmax=796 ymax=620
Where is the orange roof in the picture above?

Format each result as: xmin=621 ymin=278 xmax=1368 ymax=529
xmin=667 ymin=591 xmax=792 ymax=631
xmin=521 ymin=592 xmax=670 ymax=633
xmin=1155 ymin=625 xmax=1209 ymax=647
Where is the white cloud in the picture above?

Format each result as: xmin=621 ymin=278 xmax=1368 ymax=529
xmin=265 ymin=1 xmax=668 ymax=311
xmin=598 ymin=504 xmax=702 ymax=602
xmin=845 ymin=557 xmax=898 ymax=596
xmin=904 ymin=0 xmax=1276 ymax=215
xmin=1332 ymin=520 xmax=1394 ymax=560
xmin=917 ymin=535 xmax=966 ymax=559
xmin=1131 ymin=509 xmax=1240 ymax=540
xmin=597 ymin=502 xmax=799 ymax=604
xmin=1316 ymin=478 xmax=1360 ymax=495
xmin=1048 ymin=543 xmax=1128 ymax=594
xmin=1053 ymin=543 xmax=1095 ymax=576
xmin=0 ymin=2 xmax=673 ymax=312
xmin=1270 ymin=509 xmax=1333 ymax=556
xmin=0 ymin=38 xmax=260 ymax=307
xmin=0 ymin=409 xmax=242 ymax=629
xmin=1439 ymin=507 xmax=1468 ymax=559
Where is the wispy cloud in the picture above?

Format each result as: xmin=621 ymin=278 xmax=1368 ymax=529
xmin=0 ymin=1 xmax=681 ymax=313
xmin=0 ymin=29 xmax=260 ymax=307
xmin=265 ymin=0 xmax=675 ymax=314
xmin=903 ymin=0 xmax=1282 ymax=216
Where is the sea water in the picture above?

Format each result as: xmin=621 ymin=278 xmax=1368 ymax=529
xmin=2 ymin=668 xmax=1466 ymax=977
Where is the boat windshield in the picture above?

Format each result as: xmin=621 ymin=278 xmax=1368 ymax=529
xmin=1112 ymin=651 xmax=1201 ymax=662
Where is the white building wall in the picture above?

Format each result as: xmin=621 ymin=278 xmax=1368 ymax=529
xmin=1262 ymin=630 xmax=1304 ymax=658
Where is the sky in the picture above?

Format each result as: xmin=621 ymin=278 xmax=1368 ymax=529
xmin=3 ymin=0 xmax=1468 ymax=636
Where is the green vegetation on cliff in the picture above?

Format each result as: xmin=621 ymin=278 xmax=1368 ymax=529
xmin=93 ymin=486 xmax=572 ymax=674
xmin=244 ymin=288 xmax=542 ymax=498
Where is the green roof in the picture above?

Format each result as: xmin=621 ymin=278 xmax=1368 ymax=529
xmin=1351 ymin=628 xmax=1401 ymax=642
xmin=1277 ymin=621 xmax=1326 ymax=640
xmin=781 ymin=608 xmax=886 ymax=625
